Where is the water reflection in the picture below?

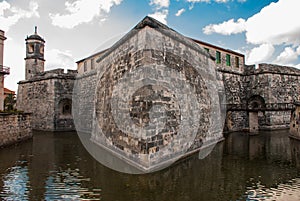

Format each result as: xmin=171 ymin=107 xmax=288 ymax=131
xmin=45 ymin=168 xmax=100 ymax=201
xmin=1 ymin=164 xmax=30 ymax=200
xmin=0 ymin=130 xmax=299 ymax=201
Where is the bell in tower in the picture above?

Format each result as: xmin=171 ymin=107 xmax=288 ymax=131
xmin=25 ymin=26 xmax=45 ymax=80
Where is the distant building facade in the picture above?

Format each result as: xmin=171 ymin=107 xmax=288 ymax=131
xmin=0 ymin=30 xmax=10 ymax=111
xmin=17 ymin=28 xmax=76 ymax=131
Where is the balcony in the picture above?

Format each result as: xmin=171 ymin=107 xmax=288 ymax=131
xmin=0 ymin=65 xmax=10 ymax=75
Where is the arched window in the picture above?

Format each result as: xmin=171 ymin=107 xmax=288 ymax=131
xmin=59 ymin=99 xmax=72 ymax=116
xmin=63 ymin=103 xmax=71 ymax=115
xmin=28 ymin=44 xmax=34 ymax=53
xmin=248 ymin=95 xmax=266 ymax=110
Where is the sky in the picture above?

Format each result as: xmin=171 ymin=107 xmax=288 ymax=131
xmin=1 ymin=0 xmax=300 ymax=91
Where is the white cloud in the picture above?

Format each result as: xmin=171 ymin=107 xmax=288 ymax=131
xmin=215 ymin=0 xmax=230 ymax=3
xmin=296 ymin=46 xmax=300 ymax=55
xmin=46 ymin=49 xmax=75 ymax=70
xmin=148 ymin=0 xmax=170 ymax=24
xmin=203 ymin=18 xmax=246 ymax=35
xmin=187 ymin=0 xmax=210 ymax=2
xmin=203 ymin=0 xmax=300 ymax=46
xmin=0 ymin=1 xmax=10 ymax=16
xmin=150 ymin=0 xmax=170 ymax=9
xmin=203 ymin=0 xmax=300 ymax=66
xmin=149 ymin=10 xmax=168 ymax=25
xmin=275 ymin=47 xmax=299 ymax=65
xmin=246 ymin=44 xmax=275 ymax=64
xmin=0 ymin=1 xmax=39 ymax=32
xmin=175 ymin=8 xmax=185 ymax=17
xmin=246 ymin=0 xmax=300 ymax=45
xmin=50 ymin=0 xmax=122 ymax=29
xmin=187 ymin=0 xmax=229 ymax=3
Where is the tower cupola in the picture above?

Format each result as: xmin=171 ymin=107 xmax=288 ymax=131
xmin=25 ymin=26 xmax=45 ymax=80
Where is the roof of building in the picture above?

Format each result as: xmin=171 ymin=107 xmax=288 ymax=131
xmin=26 ymin=26 xmax=45 ymax=42
xmin=76 ymin=16 xmax=244 ymax=64
xmin=76 ymin=48 xmax=108 ymax=64
xmin=4 ymin=88 xmax=15 ymax=95
xmin=191 ymin=38 xmax=244 ymax=57
xmin=26 ymin=34 xmax=45 ymax=42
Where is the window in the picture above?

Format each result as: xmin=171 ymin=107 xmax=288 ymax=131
xmin=40 ymin=46 xmax=44 ymax=54
xmin=216 ymin=51 xmax=221 ymax=64
xmin=28 ymin=44 xmax=34 ymax=53
xmin=60 ymin=99 xmax=72 ymax=115
xmin=91 ymin=58 xmax=94 ymax=70
xmin=63 ymin=104 xmax=71 ymax=115
xmin=84 ymin=61 xmax=87 ymax=72
xmin=204 ymin=48 xmax=209 ymax=53
xmin=235 ymin=57 xmax=239 ymax=68
xmin=226 ymin=54 xmax=231 ymax=66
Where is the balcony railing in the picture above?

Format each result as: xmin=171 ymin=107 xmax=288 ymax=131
xmin=0 ymin=65 xmax=10 ymax=75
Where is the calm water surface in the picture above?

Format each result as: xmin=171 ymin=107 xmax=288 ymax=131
xmin=0 ymin=130 xmax=299 ymax=201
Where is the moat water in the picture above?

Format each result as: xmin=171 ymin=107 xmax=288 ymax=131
xmin=0 ymin=130 xmax=299 ymax=201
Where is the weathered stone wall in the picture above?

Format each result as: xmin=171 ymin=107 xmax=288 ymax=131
xmin=219 ymin=71 xmax=248 ymax=132
xmin=222 ymin=72 xmax=244 ymax=105
xmin=225 ymin=111 xmax=248 ymax=132
xmin=73 ymin=71 xmax=97 ymax=133
xmin=290 ymin=103 xmax=300 ymax=139
xmin=0 ymin=113 xmax=32 ymax=147
xmin=25 ymin=58 xmax=45 ymax=80
xmin=17 ymin=79 xmax=55 ymax=130
xmin=243 ymin=64 xmax=300 ymax=130
xmin=219 ymin=63 xmax=300 ymax=132
xmin=245 ymin=64 xmax=300 ymax=103
xmin=74 ymin=19 xmax=224 ymax=171
xmin=263 ymin=111 xmax=291 ymax=130
xmin=54 ymin=75 xmax=76 ymax=131
xmin=17 ymin=70 xmax=76 ymax=131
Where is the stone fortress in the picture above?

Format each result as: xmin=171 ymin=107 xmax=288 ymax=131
xmin=17 ymin=27 xmax=76 ymax=131
xmin=17 ymin=16 xmax=300 ymax=135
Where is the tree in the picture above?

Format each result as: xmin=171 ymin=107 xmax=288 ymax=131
xmin=4 ymin=93 xmax=16 ymax=111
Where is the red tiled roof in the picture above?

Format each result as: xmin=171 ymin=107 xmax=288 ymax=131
xmin=4 ymin=88 xmax=15 ymax=95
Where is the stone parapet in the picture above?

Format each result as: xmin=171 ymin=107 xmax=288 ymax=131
xmin=0 ymin=113 xmax=32 ymax=147
xmin=18 ymin=68 xmax=77 ymax=84
xmin=245 ymin=63 xmax=300 ymax=76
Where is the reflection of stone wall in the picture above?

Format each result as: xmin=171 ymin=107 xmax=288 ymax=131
xmin=290 ymin=138 xmax=300 ymax=170
xmin=0 ymin=113 xmax=31 ymax=147
xmin=290 ymin=103 xmax=300 ymax=139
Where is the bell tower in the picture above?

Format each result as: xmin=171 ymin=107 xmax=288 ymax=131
xmin=25 ymin=26 xmax=45 ymax=80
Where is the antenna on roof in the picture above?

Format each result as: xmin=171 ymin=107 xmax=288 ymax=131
xmin=34 ymin=26 xmax=37 ymax=34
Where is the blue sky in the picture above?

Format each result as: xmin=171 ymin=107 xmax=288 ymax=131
xmin=1 ymin=0 xmax=299 ymax=91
